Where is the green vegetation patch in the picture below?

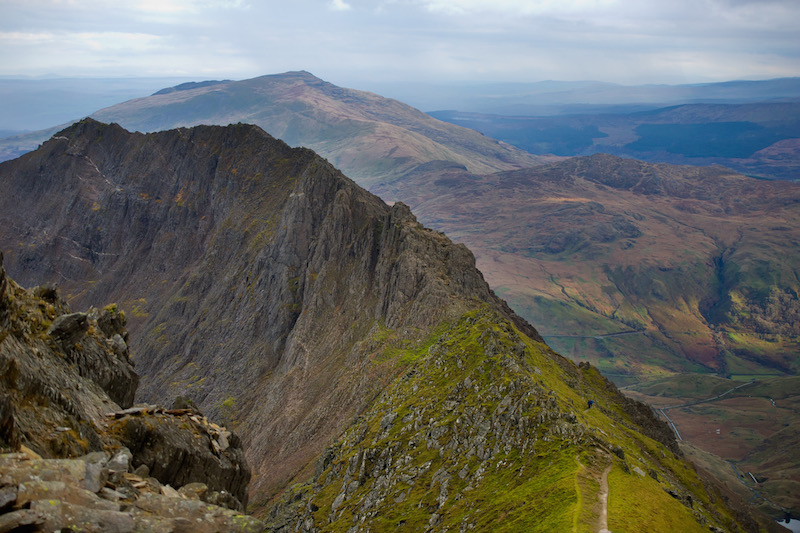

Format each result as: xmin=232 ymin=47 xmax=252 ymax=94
xmin=268 ymin=307 xmax=756 ymax=532
xmin=607 ymin=464 xmax=706 ymax=533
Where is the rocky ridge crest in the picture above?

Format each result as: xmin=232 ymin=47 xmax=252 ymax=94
xmin=266 ymin=309 xmax=781 ymax=532
xmin=0 ymin=119 xmax=539 ymax=502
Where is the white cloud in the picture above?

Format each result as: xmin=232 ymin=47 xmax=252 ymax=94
xmin=330 ymin=0 xmax=352 ymax=11
xmin=413 ymin=0 xmax=619 ymax=16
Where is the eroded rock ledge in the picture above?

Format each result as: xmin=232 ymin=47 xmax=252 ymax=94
xmin=0 ymin=451 xmax=263 ymax=532
xmin=0 ymin=252 xmax=261 ymax=530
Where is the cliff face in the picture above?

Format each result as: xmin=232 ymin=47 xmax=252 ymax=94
xmin=0 ymin=119 xmax=537 ymax=501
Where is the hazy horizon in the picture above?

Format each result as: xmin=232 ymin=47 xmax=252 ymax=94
xmin=1 ymin=0 xmax=798 ymax=89
xmin=1 ymin=73 xmax=798 ymax=132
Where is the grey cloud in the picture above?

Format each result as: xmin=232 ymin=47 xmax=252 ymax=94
xmin=0 ymin=0 xmax=797 ymax=84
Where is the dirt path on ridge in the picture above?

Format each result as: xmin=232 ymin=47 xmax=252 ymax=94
xmin=598 ymin=463 xmax=612 ymax=533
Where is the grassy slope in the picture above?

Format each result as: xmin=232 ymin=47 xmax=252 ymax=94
xmin=267 ymin=308 xmax=769 ymax=532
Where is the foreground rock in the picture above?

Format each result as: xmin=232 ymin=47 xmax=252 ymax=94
xmin=106 ymin=405 xmax=251 ymax=509
xmin=0 ymin=452 xmax=263 ymax=532
xmin=0 ymin=250 xmax=136 ymax=458
xmin=0 ymin=252 xmax=261 ymax=530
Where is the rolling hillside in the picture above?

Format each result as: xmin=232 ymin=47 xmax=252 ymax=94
xmin=89 ymin=71 xmax=547 ymax=187
xmin=432 ymin=101 xmax=800 ymax=180
xmin=384 ymin=153 xmax=800 ymax=383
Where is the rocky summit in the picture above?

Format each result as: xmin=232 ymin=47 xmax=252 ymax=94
xmin=0 ymin=120 xmax=784 ymax=531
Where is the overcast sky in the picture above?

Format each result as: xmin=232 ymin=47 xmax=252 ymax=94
xmin=1 ymin=0 xmax=799 ymax=87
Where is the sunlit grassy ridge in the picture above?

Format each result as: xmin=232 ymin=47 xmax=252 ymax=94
xmin=267 ymin=308 xmax=765 ymax=531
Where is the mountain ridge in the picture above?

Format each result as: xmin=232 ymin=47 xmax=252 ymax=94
xmin=88 ymin=71 xmax=549 ymax=187
xmin=0 ymin=118 xmax=539 ymax=503
xmin=0 ymin=120 xmax=786 ymax=530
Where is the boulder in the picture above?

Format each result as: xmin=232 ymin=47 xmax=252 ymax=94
xmin=0 ymin=453 xmax=264 ymax=532
xmin=107 ymin=411 xmax=250 ymax=510
xmin=47 ymin=312 xmax=89 ymax=347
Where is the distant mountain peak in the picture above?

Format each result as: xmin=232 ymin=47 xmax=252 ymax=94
xmin=152 ymin=79 xmax=232 ymax=96
xmin=87 ymin=72 xmax=545 ymax=187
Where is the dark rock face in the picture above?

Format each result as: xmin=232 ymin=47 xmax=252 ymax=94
xmin=0 ymin=257 xmax=258 ymax=527
xmin=0 ymin=119 xmax=541 ymax=501
xmin=0 ymin=393 xmax=17 ymax=452
xmin=0 ymin=254 xmax=136 ymax=457
xmin=107 ymin=409 xmax=251 ymax=509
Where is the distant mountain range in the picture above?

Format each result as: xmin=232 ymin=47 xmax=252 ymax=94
xmin=370 ymin=77 xmax=800 ymax=116
xmin=432 ymin=101 xmax=800 ymax=180
xmin=0 ymin=120 xmax=781 ymax=531
xmin=382 ymin=153 xmax=800 ymax=381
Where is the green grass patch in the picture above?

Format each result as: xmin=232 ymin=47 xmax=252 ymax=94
xmin=607 ymin=464 xmax=706 ymax=533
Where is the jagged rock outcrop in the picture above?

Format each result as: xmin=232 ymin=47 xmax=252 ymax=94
xmin=107 ymin=406 xmax=251 ymax=509
xmin=0 ymin=253 xmax=261 ymax=529
xmin=0 ymin=251 xmax=137 ymax=457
